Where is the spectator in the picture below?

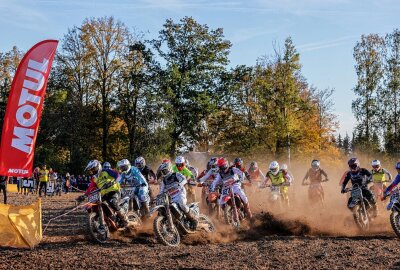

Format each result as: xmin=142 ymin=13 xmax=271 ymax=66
xmin=38 ymin=164 xmax=49 ymax=197
xmin=65 ymin=173 xmax=70 ymax=194
xmin=0 ymin=176 xmax=7 ymax=204
xmin=33 ymin=167 xmax=40 ymax=194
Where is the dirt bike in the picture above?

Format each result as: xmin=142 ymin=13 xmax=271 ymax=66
xmin=150 ymin=192 xmax=215 ymax=247
xmin=302 ymin=179 xmax=328 ymax=207
xmin=198 ymin=182 xmax=222 ymax=218
xmin=261 ymin=182 xmax=290 ymax=210
xmin=383 ymin=187 xmax=400 ymax=238
xmin=219 ymin=178 xmax=247 ymax=229
xmin=80 ymin=188 xmax=141 ymax=244
xmin=345 ymin=183 xmax=374 ymax=231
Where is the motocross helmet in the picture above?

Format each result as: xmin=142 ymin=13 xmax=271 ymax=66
xmin=281 ymin=163 xmax=288 ymax=173
xmin=217 ymin=158 xmax=229 ymax=171
xmin=157 ymin=162 xmax=172 ymax=178
xmin=249 ymin=161 xmax=258 ymax=171
xmin=135 ymin=156 xmax=146 ymax=169
xmin=396 ymin=162 xmax=400 ymax=171
xmin=207 ymin=157 xmax=218 ymax=171
xmin=348 ymin=157 xmax=360 ymax=173
xmin=233 ymin=157 xmax=243 ymax=169
xmin=311 ymin=159 xmax=320 ymax=171
xmin=117 ymin=159 xmax=131 ymax=173
xmin=85 ymin=160 xmax=102 ymax=176
xmin=175 ymin=156 xmax=186 ymax=171
xmin=371 ymin=159 xmax=380 ymax=170
xmin=103 ymin=161 xmax=111 ymax=170
xmin=269 ymin=161 xmax=280 ymax=176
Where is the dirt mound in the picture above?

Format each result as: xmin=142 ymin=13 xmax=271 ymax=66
xmin=240 ymin=212 xmax=311 ymax=240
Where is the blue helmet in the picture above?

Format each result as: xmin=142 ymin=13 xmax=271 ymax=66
xmin=396 ymin=162 xmax=400 ymax=170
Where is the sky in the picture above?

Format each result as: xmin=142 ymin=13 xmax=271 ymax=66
xmin=0 ymin=0 xmax=399 ymax=136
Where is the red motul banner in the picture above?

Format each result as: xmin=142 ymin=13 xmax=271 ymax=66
xmin=0 ymin=40 xmax=58 ymax=177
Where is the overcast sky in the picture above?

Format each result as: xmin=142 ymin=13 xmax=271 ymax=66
xmin=0 ymin=0 xmax=399 ymax=135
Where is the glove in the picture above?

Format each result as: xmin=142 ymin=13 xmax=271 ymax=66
xmin=76 ymin=195 xmax=86 ymax=203
xmin=340 ymin=187 xmax=346 ymax=194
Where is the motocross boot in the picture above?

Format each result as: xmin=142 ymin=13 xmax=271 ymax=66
xmin=186 ymin=209 xmax=198 ymax=230
xmin=116 ymin=209 xmax=129 ymax=227
xmin=244 ymin=202 xmax=253 ymax=219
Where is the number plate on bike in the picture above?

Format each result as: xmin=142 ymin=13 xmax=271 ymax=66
xmin=122 ymin=187 xmax=135 ymax=197
xmin=351 ymin=188 xmax=361 ymax=198
xmin=222 ymin=187 xmax=230 ymax=196
xmin=88 ymin=192 xmax=100 ymax=203
xmin=270 ymin=186 xmax=280 ymax=192
xmin=156 ymin=195 xmax=166 ymax=206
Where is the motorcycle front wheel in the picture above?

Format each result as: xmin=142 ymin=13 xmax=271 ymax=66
xmin=223 ymin=205 xmax=241 ymax=229
xmin=390 ymin=211 xmax=400 ymax=238
xmin=198 ymin=214 xmax=215 ymax=233
xmin=353 ymin=204 xmax=370 ymax=231
xmin=153 ymin=215 xmax=181 ymax=247
xmin=88 ymin=212 xmax=110 ymax=244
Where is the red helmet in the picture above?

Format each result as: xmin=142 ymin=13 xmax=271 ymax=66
xmin=217 ymin=158 xmax=228 ymax=171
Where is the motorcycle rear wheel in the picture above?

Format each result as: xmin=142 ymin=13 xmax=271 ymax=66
xmin=88 ymin=212 xmax=110 ymax=244
xmin=153 ymin=216 xmax=181 ymax=247
xmin=390 ymin=211 xmax=400 ymax=238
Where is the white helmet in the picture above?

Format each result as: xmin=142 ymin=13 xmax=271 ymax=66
xmin=175 ymin=156 xmax=185 ymax=165
xmin=311 ymin=159 xmax=320 ymax=170
xmin=269 ymin=161 xmax=280 ymax=175
xmin=371 ymin=159 xmax=381 ymax=168
xmin=157 ymin=162 xmax=172 ymax=178
xmin=117 ymin=159 xmax=131 ymax=173
xmin=135 ymin=156 xmax=146 ymax=169
xmin=281 ymin=164 xmax=288 ymax=172
xmin=103 ymin=161 xmax=111 ymax=170
xmin=85 ymin=160 xmax=102 ymax=175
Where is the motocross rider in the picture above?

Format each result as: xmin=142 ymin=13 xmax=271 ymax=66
xmin=198 ymin=157 xmax=219 ymax=205
xmin=172 ymin=156 xmax=196 ymax=203
xmin=263 ymin=161 xmax=291 ymax=203
xmin=78 ymin=160 xmax=129 ymax=229
xmin=117 ymin=159 xmax=150 ymax=216
xmin=370 ymin=159 xmax=392 ymax=194
xmin=340 ymin=157 xmax=377 ymax=216
xmin=302 ymin=160 xmax=328 ymax=201
xmin=383 ymin=162 xmax=400 ymax=198
xmin=135 ymin=156 xmax=157 ymax=199
xmin=247 ymin=161 xmax=265 ymax=185
xmin=210 ymin=157 xmax=253 ymax=219
xmin=157 ymin=162 xmax=198 ymax=229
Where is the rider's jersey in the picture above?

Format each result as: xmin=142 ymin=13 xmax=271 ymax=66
xmin=187 ymin=165 xmax=199 ymax=179
xmin=172 ymin=165 xmax=194 ymax=179
xmin=211 ymin=167 xmax=244 ymax=191
xmin=266 ymin=171 xmax=285 ymax=186
xmin=303 ymin=168 xmax=328 ymax=184
xmin=85 ymin=169 xmax=120 ymax=196
xmin=120 ymin=166 xmax=147 ymax=188
xmin=230 ymin=165 xmax=251 ymax=181
xmin=159 ymin=172 xmax=187 ymax=199
xmin=138 ymin=165 xmax=157 ymax=184
xmin=341 ymin=168 xmax=372 ymax=189
xmin=385 ymin=174 xmax=400 ymax=194
xmin=198 ymin=169 xmax=216 ymax=185
xmin=371 ymin=168 xmax=392 ymax=183
xmin=247 ymin=168 xmax=265 ymax=182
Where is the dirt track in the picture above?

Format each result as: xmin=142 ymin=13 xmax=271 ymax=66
xmin=1 ymin=191 xmax=400 ymax=270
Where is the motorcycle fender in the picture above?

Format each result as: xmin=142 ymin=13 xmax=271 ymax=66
xmin=348 ymin=199 xmax=359 ymax=209
xmin=222 ymin=196 xmax=231 ymax=203
xmin=393 ymin=203 xmax=400 ymax=212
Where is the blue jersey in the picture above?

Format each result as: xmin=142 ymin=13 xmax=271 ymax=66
xmin=120 ymin=166 xmax=147 ymax=188
xmin=385 ymin=174 xmax=400 ymax=194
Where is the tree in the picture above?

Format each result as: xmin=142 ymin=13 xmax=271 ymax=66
xmin=337 ymin=133 xmax=343 ymax=148
xmin=352 ymin=34 xmax=385 ymax=143
xmin=343 ymin=133 xmax=351 ymax=155
xmin=151 ymin=16 xmax=231 ymax=157
xmin=80 ymin=16 xmax=132 ymax=161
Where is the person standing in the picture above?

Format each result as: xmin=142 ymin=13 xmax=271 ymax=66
xmin=39 ymin=164 xmax=49 ymax=197
xmin=0 ymin=176 xmax=7 ymax=204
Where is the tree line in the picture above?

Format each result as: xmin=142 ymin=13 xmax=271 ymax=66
xmin=351 ymin=29 xmax=400 ymax=156
xmin=0 ymin=16 xmax=339 ymax=173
